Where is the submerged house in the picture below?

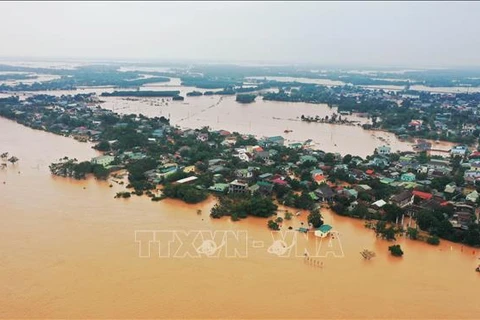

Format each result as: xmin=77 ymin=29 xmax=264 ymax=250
xmin=314 ymin=225 xmax=333 ymax=238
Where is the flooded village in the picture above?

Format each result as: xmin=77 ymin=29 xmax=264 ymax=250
xmin=1 ymin=63 xmax=480 ymax=319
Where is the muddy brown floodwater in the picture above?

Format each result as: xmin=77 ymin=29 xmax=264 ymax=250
xmin=0 ymin=117 xmax=479 ymax=319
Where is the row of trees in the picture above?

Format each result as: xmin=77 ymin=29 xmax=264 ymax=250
xmin=49 ymin=157 xmax=109 ymax=180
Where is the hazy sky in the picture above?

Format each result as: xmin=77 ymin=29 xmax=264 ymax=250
xmin=1 ymin=1 xmax=480 ymax=67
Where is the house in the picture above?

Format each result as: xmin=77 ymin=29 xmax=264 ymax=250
xmin=314 ymin=225 xmax=333 ymax=238
xmin=255 ymin=181 xmax=274 ymax=195
xmin=266 ymin=136 xmax=285 ymax=146
xmin=427 ymin=159 xmax=450 ymax=170
xmin=343 ymin=188 xmax=358 ymax=199
xmin=313 ymin=174 xmax=327 ymax=184
xmin=158 ymin=163 xmax=178 ymax=178
xmin=369 ymin=157 xmax=390 ymax=168
xmin=314 ymin=185 xmax=335 ymax=202
xmin=197 ymin=133 xmax=209 ymax=142
xmin=451 ymin=145 xmax=468 ymax=156
xmin=236 ymin=152 xmax=251 ymax=162
xmin=356 ymin=184 xmax=372 ymax=192
xmin=401 ymin=172 xmax=416 ymax=182
xmin=254 ymin=151 xmax=270 ymax=161
xmin=235 ymin=168 xmax=254 ymax=179
xmin=288 ymin=142 xmax=303 ymax=149
xmin=272 ymin=178 xmax=288 ymax=186
xmin=208 ymin=165 xmax=227 ymax=174
xmin=464 ymin=170 xmax=480 ymax=182
xmin=409 ymin=120 xmax=423 ymax=130
xmin=412 ymin=190 xmax=433 ymax=201
xmin=371 ymin=199 xmax=387 ymax=209
xmin=450 ymin=211 xmax=474 ymax=229
xmin=208 ymin=159 xmax=225 ymax=166
xmin=444 ymin=182 xmax=457 ymax=194
xmin=208 ymin=183 xmax=229 ymax=193
xmin=390 ymin=190 xmax=414 ymax=208
xmin=258 ymin=173 xmax=273 ymax=181
xmin=228 ymin=180 xmax=249 ymax=194
xmin=183 ymin=165 xmax=196 ymax=173
xmin=469 ymin=161 xmax=480 ymax=172
xmin=91 ymin=155 xmax=115 ymax=167
xmin=376 ymin=145 xmax=391 ymax=156
xmin=152 ymin=128 xmax=164 ymax=138
xmin=174 ymin=176 xmax=198 ymax=184
xmin=466 ymin=190 xmax=479 ymax=203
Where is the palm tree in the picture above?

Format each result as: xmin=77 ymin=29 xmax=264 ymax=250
xmin=1 ymin=152 xmax=8 ymax=160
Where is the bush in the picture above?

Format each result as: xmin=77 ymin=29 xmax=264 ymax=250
xmin=284 ymin=211 xmax=293 ymax=220
xmin=115 ymin=191 xmax=131 ymax=199
xmin=268 ymin=220 xmax=280 ymax=230
xmin=427 ymin=235 xmax=440 ymax=245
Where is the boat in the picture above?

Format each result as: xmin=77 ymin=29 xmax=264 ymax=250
xmin=284 ymin=129 xmax=293 ymax=133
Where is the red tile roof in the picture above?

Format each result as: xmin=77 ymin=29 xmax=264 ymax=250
xmin=413 ymin=190 xmax=433 ymax=200
xmin=272 ymin=178 xmax=288 ymax=186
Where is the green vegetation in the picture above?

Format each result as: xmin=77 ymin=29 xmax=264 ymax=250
xmin=186 ymin=91 xmax=203 ymax=97
xmin=284 ymin=211 xmax=293 ymax=220
xmin=0 ymin=64 xmax=170 ymax=91
xmin=49 ymin=158 xmax=109 ymax=180
xmin=307 ymin=209 xmax=324 ymax=228
xmin=236 ymin=94 xmax=256 ymax=104
xmin=427 ymin=235 xmax=440 ymax=245
xmin=162 ymin=184 xmax=208 ymax=204
xmin=115 ymin=191 xmax=131 ymax=199
xmin=210 ymin=195 xmax=278 ymax=219
xmin=407 ymin=227 xmax=419 ymax=240
xmin=268 ymin=219 xmax=280 ymax=230
xmin=388 ymin=244 xmax=404 ymax=257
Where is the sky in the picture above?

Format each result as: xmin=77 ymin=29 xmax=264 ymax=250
xmin=1 ymin=1 xmax=480 ymax=68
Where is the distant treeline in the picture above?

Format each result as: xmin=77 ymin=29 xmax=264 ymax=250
xmin=0 ymin=64 xmax=170 ymax=91
xmin=0 ymin=74 xmax=37 ymax=81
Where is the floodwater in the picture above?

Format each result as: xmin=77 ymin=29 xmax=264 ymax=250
xmin=0 ymin=117 xmax=479 ymax=318
xmin=99 ymin=94 xmax=415 ymax=158
xmin=246 ymin=76 xmax=345 ymax=86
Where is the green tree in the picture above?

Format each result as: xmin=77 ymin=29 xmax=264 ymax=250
xmin=407 ymin=227 xmax=419 ymax=240
xmin=388 ymin=244 xmax=404 ymax=257
xmin=284 ymin=211 xmax=293 ymax=220
xmin=308 ymin=209 xmax=324 ymax=228
xmin=268 ymin=220 xmax=280 ymax=230
xmin=427 ymin=235 xmax=440 ymax=245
